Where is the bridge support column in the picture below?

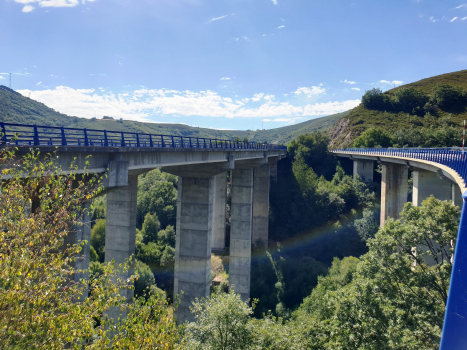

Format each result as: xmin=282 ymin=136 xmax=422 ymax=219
xmin=252 ymin=164 xmax=270 ymax=248
xmin=452 ymin=184 xmax=463 ymax=209
xmin=64 ymin=201 xmax=92 ymax=301
xmin=380 ymin=163 xmax=408 ymax=227
xmin=174 ymin=177 xmax=213 ymax=324
xmin=353 ymin=159 xmax=374 ymax=182
xmin=412 ymin=170 xmax=452 ymax=266
xmin=211 ymin=172 xmax=227 ymax=251
xmin=229 ymin=168 xmax=254 ymax=302
xmin=270 ymin=162 xmax=278 ymax=183
xmin=412 ymin=170 xmax=451 ymax=206
xmin=105 ymin=174 xmax=138 ymax=319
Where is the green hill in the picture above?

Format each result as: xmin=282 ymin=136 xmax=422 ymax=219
xmin=0 ymin=85 xmax=345 ymax=144
xmin=329 ymin=69 xmax=467 ymax=148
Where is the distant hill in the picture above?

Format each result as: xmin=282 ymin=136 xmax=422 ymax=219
xmin=0 ymin=85 xmax=346 ymax=144
xmin=329 ymin=70 xmax=467 ymax=148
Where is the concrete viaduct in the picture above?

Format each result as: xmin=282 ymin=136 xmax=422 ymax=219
xmin=0 ymin=122 xmax=286 ymax=323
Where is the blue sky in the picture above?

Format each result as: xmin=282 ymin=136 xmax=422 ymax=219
xmin=1 ymin=0 xmax=466 ymax=130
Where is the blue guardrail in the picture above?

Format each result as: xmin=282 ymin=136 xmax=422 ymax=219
xmin=0 ymin=122 xmax=286 ymax=151
xmin=333 ymin=148 xmax=467 ymax=349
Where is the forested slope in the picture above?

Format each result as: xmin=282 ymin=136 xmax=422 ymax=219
xmin=330 ymin=69 xmax=467 ymax=148
xmin=0 ymin=85 xmax=344 ymax=144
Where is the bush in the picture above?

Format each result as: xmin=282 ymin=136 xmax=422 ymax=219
xmin=141 ymin=212 xmax=161 ymax=243
xmin=361 ymin=88 xmax=392 ymax=111
xmin=134 ymin=260 xmax=156 ymax=297
xmin=431 ymin=84 xmax=467 ymax=111
xmin=393 ymin=87 xmax=429 ymax=113
xmin=353 ymin=128 xmax=393 ymax=148
xmin=91 ymin=218 xmax=106 ymax=262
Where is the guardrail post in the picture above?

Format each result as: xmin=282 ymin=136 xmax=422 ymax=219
xmin=61 ymin=127 xmax=67 ymax=146
xmin=104 ymin=130 xmax=109 ymax=147
xmin=181 ymin=137 xmax=184 ymax=148
xmin=197 ymin=138 xmax=200 ymax=148
xmin=0 ymin=122 xmax=6 ymax=144
xmin=121 ymin=132 xmax=125 ymax=147
xmin=136 ymin=133 xmax=140 ymax=147
xmin=189 ymin=137 xmax=192 ymax=148
xmin=161 ymin=135 xmax=165 ymax=148
xmin=149 ymin=134 xmax=154 ymax=148
xmin=84 ymin=129 xmax=89 ymax=146
xmin=171 ymin=136 xmax=175 ymax=148
xmin=204 ymin=139 xmax=207 ymax=148
xmin=33 ymin=125 xmax=40 ymax=146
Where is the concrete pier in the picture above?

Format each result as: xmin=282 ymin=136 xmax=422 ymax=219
xmin=380 ymin=163 xmax=408 ymax=226
xmin=252 ymin=164 xmax=270 ymax=248
xmin=64 ymin=201 xmax=91 ymax=300
xmin=452 ymin=184 xmax=463 ymax=209
xmin=412 ymin=170 xmax=451 ymax=206
xmin=105 ymin=174 xmax=138 ymax=311
xmin=270 ymin=162 xmax=278 ymax=183
xmin=353 ymin=159 xmax=374 ymax=182
xmin=211 ymin=172 xmax=227 ymax=251
xmin=229 ymin=168 xmax=254 ymax=302
xmin=174 ymin=177 xmax=213 ymax=323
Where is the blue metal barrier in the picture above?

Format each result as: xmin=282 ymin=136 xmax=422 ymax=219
xmin=332 ymin=147 xmax=467 ymax=349
xmin=0 ymin=122 xmax=286 ymax=151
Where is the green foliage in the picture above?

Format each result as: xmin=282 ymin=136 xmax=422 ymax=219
xmin=183 ymin=288 xmax=256 ymax=350
xmin=361 ymin=88 xmax=392 ymax=110
xmin=90 ymin=245 xmax=99 ymax=262
xmin=430 ymin=84 xmax=467 ymax=111
xmin=161 ymin=245 xmax=175 ymax=267
xmin=90 ymin=218 xmax=106 ymax=262
xmin=394 ymin=87 xmax=429 ymax=113
xmin=288 ymin=132 xmax=337 ymax=179
xmin=141 ymin=212 xmax=161 ymax=244
xmin=354 ymin=208 xmax=379 ymax=240
xmin=353 ymin=128 xmax=393 ymax=148
xmin=291 ymin=196 xmax=459 ymax=349
xmin=0 ymin=148 xmax=183 ymax=348
xmin=134 ymin=260 xmax=156 ymax=297
xmin=136 ymin=241 xmax=164 ymax=265
xmin=158 ymin=224 xmax=176 ymax=246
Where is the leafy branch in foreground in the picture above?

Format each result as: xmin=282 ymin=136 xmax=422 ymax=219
xmin=0 ymin=148 xmax=182 ymax=349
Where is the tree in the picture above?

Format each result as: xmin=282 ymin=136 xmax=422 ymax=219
xmin=90 ymin=218 xmax=106 ymax=261
xmin=430 ymin=84 xmax=467 ymax=111
xmin=141 ymin=212 xmax=161 ymax=243
xmin=134 ymin=260 xmax=156 ymax=297
xmin=394 ymin=87 xmax=429 ymax=113
xmin=361 ymin=88 xmax=392 ymax=110
xmin=0 ymin=148 xmax=182 ymax=349
xmin=353 ymin=128 xmax=393 ymax=148
xmin=183 ymin=288 xmax=255 ymax=350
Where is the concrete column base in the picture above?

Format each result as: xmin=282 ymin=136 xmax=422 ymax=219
xmin=174 ymin=177 xmax=213 ymax=324
xmin=229 ymin=168 xmax=253 ymax=302
xmin=380 ymin=163 xmax=408 ymax=227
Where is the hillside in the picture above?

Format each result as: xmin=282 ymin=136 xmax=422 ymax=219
xmin=0 ymin=86 xmax=344 ymax=145
xmin=329 ymin=69 xmax=467 ymax=148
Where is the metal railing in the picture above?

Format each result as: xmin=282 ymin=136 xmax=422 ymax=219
xmin=332 ymin=147 xmax=467 ymax=186
xmin=0 ymin=122 xmax=286 ymax=151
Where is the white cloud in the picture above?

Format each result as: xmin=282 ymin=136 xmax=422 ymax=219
xmin=0 ymin=76 xmax=5 ymax=80
xmin=36 ymin=81 xmax=42 ymax=85
xmin=206 ymin=13 xmax=233 ymax=23
xmin=22 ymin=5 xmax=35 ymax=12
xmin=221 ymin=77 xmax=230 ymax=81
xmin=293 ymin=86 xmax=326 ymax=98
xmin=462 ymin=17 xmax=467 ymax=20
xmin=380 ymin=80 xmax=403 ymax=85
xmin=451 ymin=17 xmax=459 ymax=22
xmin=14 ymin=0 xmax=90 ymax=11
xmin=277 ymin=25 xmax=285 ymax=29
xmin=351 ymin=87 xmax=360 ymax=91
xmin=271 ymin=0 xmax=278 ymax=4
xmin=392 ymin=80 xmax=403 ymax=85
xmin=341 ymin=79 xmax=356 ymax=84
xmin=429 ymin=16 xmax=438 ymax=22
xmin=455 ymin=4 xmax=467 ymax=9
xmin=17 ymin=86 xmax=360 ymax=122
